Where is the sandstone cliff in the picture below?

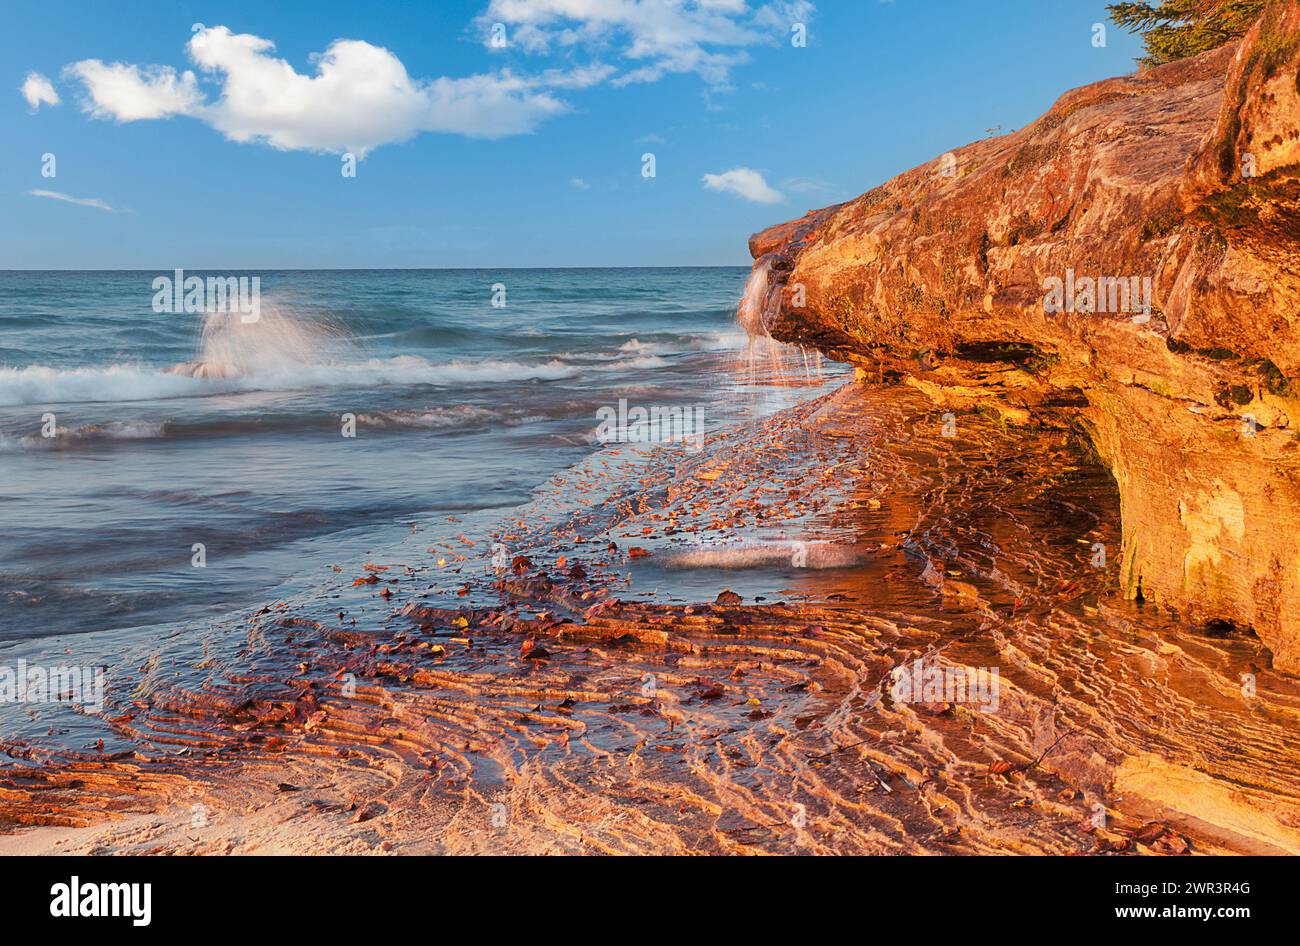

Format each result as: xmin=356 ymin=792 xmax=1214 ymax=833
xmin=749 ymin=2 xmax=1300 ymax=668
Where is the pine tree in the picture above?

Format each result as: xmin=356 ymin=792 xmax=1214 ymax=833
xmin=1108 ymin=0 xmax=1268 ymax=65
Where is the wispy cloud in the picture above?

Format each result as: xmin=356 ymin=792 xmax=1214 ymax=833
xmin=570 ymin=177 xmax=590 ymax=189
xmin=702 ymin=167 xmax=785 ymax=204
xmin=480 ymin=0 xmax=815 ymax=87
xmin=782 ymin=175 xmax=837 ymax=197
xmin=20 ymin=72 xmax=60 ymax=111
xmin=29 ymin=189 xmax=122 ymax=212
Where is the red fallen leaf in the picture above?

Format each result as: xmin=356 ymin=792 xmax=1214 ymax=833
xmin=304 ymin=710 xmax=328 ymax=731
xmin=352 ymin=574 xmax=380 ymax=586
xmin=1152 ymin=832 xmax=1189 ymax=855
xmin=1094 ymin=835 xmax=1132 ymax=853
xmin=628 ymin=547 xmax=650 ymax=558
xmin=556 ymin=555 xmax=567 ymax=568
xmin=511 ymin=555 xmax=533 ymax=574
xmin=379 ymin=586 xmax=392 ymax=599
xmin=521 ymin=641 xmax=551 ymax=660
xmin=988 ymin=760 xmax=1017 ymax=776
xmin=349 ymin=802 xmax=384 ymax=824
xmin=716 ymin=589 xmax=743 ymax=605
xmin=1134 ymin=821 xmax=1167 ymax=845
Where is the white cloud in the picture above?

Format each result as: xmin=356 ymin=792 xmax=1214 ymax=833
xmin=29 ymin=189 xmax=121 ymax=212
xmin=58 ymin=25 xmax=584 ymax=156
xmin=702 ymin=167 xmax=784 ymax=204
xmin=782 ymin=175 xmax=835 ymax=196
xmin=570 ymin=177 xmax=590 ymax=189
xmin=21 ymin=72 xmax=60 ymax=111
xmin=51 ymin=7 xmax=815 ymax=156
xmin=481 ymin=0 xmax=815 ymax=86
xmin=537 ymin=63 xmax=617 ymax=89
xmin=63 ymin=60 xmax=201 ymax=120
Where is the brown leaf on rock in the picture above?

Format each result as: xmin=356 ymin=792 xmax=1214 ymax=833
xmin=1152 ymin=832 xmax=1190 ymax=855
xmin=1134 ymin=821 xmax=1167 ymax=845
xmin=521 ymin=640 xmax=551 ymax=661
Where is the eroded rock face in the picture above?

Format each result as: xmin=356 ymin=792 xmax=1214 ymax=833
xmin=750 ymin=3 xmax=1300 ymax=669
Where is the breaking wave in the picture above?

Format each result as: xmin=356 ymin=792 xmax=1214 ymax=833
xmin=0 ymin=357 xmax=587 ymax=406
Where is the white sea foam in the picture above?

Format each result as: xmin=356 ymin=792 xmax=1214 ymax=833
xmin=661 ymin=541 xmax=860 ymax=570
xmin=354 ymin=406 xmax=497 ymax=429
xmin=0 ymin=356 xmax=584 ymax=406
xmin=0 ymin=301 xmax=712 ymax=407
xmin=0 ymin=420 xmax=167 ymax=450
xmin=619 ymin=331 xmax=748 ymax=356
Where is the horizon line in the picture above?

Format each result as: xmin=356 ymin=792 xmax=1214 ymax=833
xmin=0 ymin=264 xmax=755 ymax=273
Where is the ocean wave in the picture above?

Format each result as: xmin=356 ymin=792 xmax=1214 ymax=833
xmin=593 ymin=354 xmax=668 ymax=371
xmin=0 ymin=420 xmax=167 ymax=451
xmin=0 ymin=356 xmax=584 ymax=406
xmin=354 ymin=406 xmax=498 ymax=430
xmin=618 ymin=331 xmax=748 ymax=356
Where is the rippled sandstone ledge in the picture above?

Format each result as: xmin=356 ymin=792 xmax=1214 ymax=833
xmin=749 ymin=2 xmax=1300 ymax=669
xmin=7 ymin=384 xmax=1300 ymax=855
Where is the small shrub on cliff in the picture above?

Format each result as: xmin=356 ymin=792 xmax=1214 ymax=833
xmin=1108 ymin=0 xmax=1266 ymax=65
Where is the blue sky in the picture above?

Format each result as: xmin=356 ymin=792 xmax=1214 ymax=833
xmin=3 ymin=0 xmax=1144 ymax=268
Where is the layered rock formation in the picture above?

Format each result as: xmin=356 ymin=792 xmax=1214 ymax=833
xmin=749 ymin=2 xmax=1300 ymax=668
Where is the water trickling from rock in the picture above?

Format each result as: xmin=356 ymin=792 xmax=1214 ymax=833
xmin=735 ymin=256 xmax=823 ymax=388
xmin=737 ymin=257 xmax=778 ymax=339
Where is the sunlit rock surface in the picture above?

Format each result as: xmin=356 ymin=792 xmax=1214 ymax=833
xmin=749 ymin=3 xmax=1300 ymax=669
